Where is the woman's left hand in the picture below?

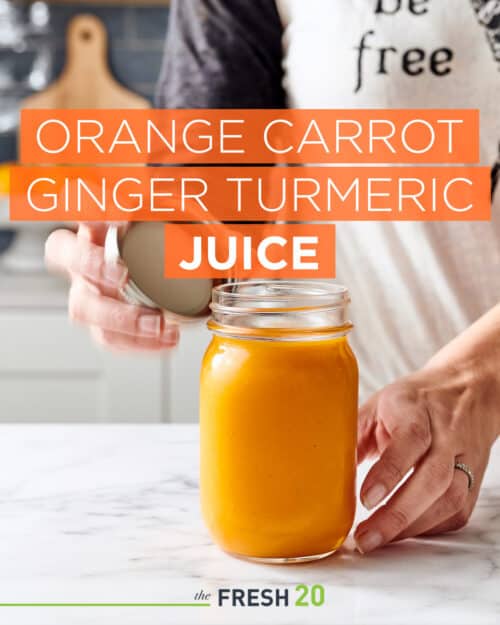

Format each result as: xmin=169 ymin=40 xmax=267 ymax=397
xmin=355 ymin=361 xmax=499 ymax=554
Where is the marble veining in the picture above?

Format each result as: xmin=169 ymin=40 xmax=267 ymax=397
xmin=0 ymin=425 xmax=498 ymax=625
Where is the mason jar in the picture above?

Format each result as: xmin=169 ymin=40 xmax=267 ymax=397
xmin=200 ymin=280 xmax=358 ymax=563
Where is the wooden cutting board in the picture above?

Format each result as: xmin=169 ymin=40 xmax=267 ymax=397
xmin=22 ymin=14 xmax=150 ymax=110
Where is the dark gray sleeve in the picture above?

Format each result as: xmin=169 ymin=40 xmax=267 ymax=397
xmin=155 ymin=0 xmax=285 ymax=109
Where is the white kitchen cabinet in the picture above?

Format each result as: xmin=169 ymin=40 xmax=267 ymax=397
xmin=169 ymin=321 xmax=210 ymax=423
xmin=0 ymin=271 xmax=204 ymax=422
xmin=0 ymin=308 xmax=168 ymax=422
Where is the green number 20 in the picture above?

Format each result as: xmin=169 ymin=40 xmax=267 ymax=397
xmin=295 ymin=584 xmax=325 ymax=607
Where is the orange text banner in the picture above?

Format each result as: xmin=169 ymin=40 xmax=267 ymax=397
xmin=164 ymin=223 xmax=335 ymax=279
xmin=19 ymin=109 xmax=479 ymax=165
xmin=9 ymin=166 xmax=490 ymax=222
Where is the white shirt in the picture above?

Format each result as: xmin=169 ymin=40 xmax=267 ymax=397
xmin=276 ymin=0 xmax=500 ymax=400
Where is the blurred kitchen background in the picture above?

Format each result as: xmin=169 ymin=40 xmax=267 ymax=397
xmin=0 ymin=0 xmax=208 ymax=423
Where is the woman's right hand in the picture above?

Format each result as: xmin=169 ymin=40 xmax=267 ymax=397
xmin=45 ymin=223 xmax=179 ymax=352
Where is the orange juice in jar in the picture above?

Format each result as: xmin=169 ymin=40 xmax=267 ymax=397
xmin=200 ymin=281 xmax=358 ymax=563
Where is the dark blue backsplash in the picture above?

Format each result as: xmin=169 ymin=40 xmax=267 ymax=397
xmin=0 ymin=2 xmax=170 ymax=164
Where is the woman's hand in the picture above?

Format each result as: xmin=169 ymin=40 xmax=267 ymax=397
xmin=355 ymin=359 xmax=499 ymax=554
xmin=45 ymin=223 xmax=179 ymax=352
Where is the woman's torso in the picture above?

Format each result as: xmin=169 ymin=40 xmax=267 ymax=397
xmin=276 ymin=0 xmax=500 ymax=399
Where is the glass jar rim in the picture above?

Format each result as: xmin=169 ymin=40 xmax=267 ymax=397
xmin=211 ymin=280 xmax=349 ymax=310
xmin=209 ymin=280 xmax=352 ymax=340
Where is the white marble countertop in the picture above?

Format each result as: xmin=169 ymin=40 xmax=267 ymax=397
xmin=0 ymin=425 xmax=498 ymax=625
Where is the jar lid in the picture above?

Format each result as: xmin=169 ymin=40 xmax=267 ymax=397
xmin=105 ymin=222 xmax=214 ymax=320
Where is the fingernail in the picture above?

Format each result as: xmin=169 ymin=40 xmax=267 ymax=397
xmin=161 ymin=326 xmax=179 ymax=344
xmin=362 ymin=483 xmax=387 ymax=510
xmin=138 ymin=315 xmax=161 ymax=337
xmin=355 ymin=530 xmax=383 ymax=554
xmin=104 ymin=262 xmax=128 ymax=287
